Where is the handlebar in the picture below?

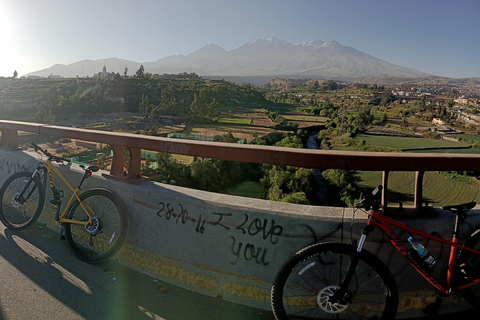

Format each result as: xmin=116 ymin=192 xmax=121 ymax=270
xmin=31 ymin=142 xmax=71 ymax=164
xmin=355 ymin=185 xmax=382 ymax=211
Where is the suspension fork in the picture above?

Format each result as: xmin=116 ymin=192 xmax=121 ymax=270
xmin=330 ymin=224 xmax=374 ymax=303
xmin=17 ymin=167 xmax=46 ymax=202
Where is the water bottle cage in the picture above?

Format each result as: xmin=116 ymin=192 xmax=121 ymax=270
xmin=408 ymin=250 xmax=435 ymax=273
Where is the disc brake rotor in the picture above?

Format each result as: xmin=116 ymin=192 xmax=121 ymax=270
xmin=11 ymin=193 xmax=22 ymax=208
xmin=85 ymin=216 xmax=100 ymax=235
xmin=317 ymin=285 xmax=349 ymax=313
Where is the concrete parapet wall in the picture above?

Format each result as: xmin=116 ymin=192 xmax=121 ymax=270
xmin=0 ymin=149 xmax=478 ymax=318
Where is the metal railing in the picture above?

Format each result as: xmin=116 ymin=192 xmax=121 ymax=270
xmin=2 ymin=120 xmax=480 ymax=212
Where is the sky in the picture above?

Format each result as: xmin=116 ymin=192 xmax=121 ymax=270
xmin=1 ymin=0 xmax=479 ymax=78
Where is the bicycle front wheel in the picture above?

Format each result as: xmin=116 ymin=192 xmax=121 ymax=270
xmin=271 ymin=242 xmax=398 ymax=320
xmin=457 ymin=229 xmax=480 ymax=307
xmin=0 ymin=171 xmax=45 ymax=230
xmin=64 ymin=188 xmax=127 ymax=263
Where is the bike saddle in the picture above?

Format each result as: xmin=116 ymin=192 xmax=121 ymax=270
xmin=88 ymin=165 xmax=100 ymax=172
xmin=79 ymin=165 xmax=100 ymax=172
xmin=442 ymin=201 xmax=476 ymax=214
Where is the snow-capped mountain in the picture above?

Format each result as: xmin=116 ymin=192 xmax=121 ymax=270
xmin=26 ymin=37 xmax=429 ymax=80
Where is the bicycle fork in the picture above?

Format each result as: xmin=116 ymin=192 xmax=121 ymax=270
xmin=330 ymin=225 xmax=373 ymax=305
xmin=16 ymin=168 xmax=44 ymax=204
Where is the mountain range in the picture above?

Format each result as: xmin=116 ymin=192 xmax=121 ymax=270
xmin=27 ymin=37 xmax=430 ymax=81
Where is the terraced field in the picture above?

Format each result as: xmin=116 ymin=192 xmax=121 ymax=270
xmin=354 ymin=134 xmax=464 ymax=150
xmin=358 ymin=171 xmax=480 ymax=207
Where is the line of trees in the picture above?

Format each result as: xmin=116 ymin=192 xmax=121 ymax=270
xmin=15 ymin=74 xmax=267 ymax=124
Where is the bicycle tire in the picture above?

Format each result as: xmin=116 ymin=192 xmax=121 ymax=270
xmin=457 ymin=229 xmax=480 ymax=307
xmin=0 ymin=171 xmax=45 ymax=230
xmin=271 ymin=242 xmax=398 ymax=320
xmin=64 ymin=188 xmax=127 ymax=263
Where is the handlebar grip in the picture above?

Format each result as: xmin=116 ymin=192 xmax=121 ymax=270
xmin=31 ymin=142 xmax=40 ymax=152
xmin=372 ymin=185 xmax=383 ymax=197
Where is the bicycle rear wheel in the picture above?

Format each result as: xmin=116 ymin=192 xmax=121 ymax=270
xmin=271 ymin=242 xmax=398 ymax=320
xmin=457 ymin=229 xmax=480 ymax=307
xmin=64 ymin=188 xmax=127 ymax=263
xmin=0 ymin=171 xmax=45 ymax=230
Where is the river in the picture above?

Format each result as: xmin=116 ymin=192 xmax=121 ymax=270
xmin=306 ymin=133 xmax=329 ymax=205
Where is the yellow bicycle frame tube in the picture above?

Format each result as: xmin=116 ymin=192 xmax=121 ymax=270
xmin=43 ymin=160 xmax=94 ymax=226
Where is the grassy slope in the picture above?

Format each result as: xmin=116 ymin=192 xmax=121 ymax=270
xmin=358 ymin=171 xmax=480 ymax=207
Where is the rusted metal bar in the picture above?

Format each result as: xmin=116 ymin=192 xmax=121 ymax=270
xmin=1 ymin=120 xmax=480 ymax=211
xmin=1 ymin=121 xmax=480 ymax=171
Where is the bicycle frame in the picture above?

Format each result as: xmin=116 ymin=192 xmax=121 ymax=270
xmin=33 ymin=159 xmax=94 ymax=226
xmin=359 ymin=208 xmax=480 ymax=296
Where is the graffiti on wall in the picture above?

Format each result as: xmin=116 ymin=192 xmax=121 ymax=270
xmin=156 ymin=201 xmax=283 ymax=265
xmin=0 ymin=157 xmax=31 ymax=175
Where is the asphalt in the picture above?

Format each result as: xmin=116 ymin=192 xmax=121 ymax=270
xmin=0 ymin=223 xmax=477 ymax=320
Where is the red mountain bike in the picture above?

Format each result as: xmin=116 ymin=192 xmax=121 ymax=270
xmin=271 ymin=186 xmax=480 ymax=319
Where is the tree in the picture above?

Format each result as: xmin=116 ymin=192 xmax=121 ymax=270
xmin=322 ymin=169 xmax=359 ymax=206
xmin=138 ymin=94 xmax=153 ymax=120
xmin=190 ymin=158 xmax=224 ymax=192
xmin=206 ymin=98 xmax=220 ymax=119
xmin=446 ymin=99 xmax=455 ymax=109
xmin=190 ymin=90 xmax=208 ymax=114
xmin=13 ymin=70 xmax=18 ymax=78
xmin=381 ymin=112 xmax=388 ymax=123
xmin=135 ymin=65 xmax=145 ymax=78
xmin=380 ymin=90 xmax=393 ymax=106
xmin=124 ymin=66 xmax=128 ymax=78
xmin=401 ymin=115 xmax=409 ymax=128
xmin=275 ymin=135 xmax=303 ymax=148
xmin=355 ymin=107 xmax=374 ymax=131
xmin=160 ymin=85 xmax=177 ymax=114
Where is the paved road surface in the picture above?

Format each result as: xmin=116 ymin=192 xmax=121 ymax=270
xmin=0 ymin=223 xmax=476 ymax=319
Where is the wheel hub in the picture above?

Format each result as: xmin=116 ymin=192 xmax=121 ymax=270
xmin=11 ymin=193 xmax=23 ymax=208
xmin=317 ymin=285 xmax=349 ymax=313
xmin=85 ymin=216 xmax=101 ymax=235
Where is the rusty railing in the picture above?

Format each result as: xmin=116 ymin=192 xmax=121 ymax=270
xmin=1 ymin=120 xmax=480 ymax=213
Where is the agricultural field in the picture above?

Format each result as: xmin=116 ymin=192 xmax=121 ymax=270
xmin=358 ymin=171 xmax=480 ymax=207
xmin=217 ymin=116 xmax=252 ymax=125
xmin=457 ymin=134 xmax=480 ymax=141
xmin=282 ymin=114 xmax=328 ymax=123
xmin=353 ymin=134 xmax=469 ymax=151
xmin=189 ymin=124 xmax=277 ymax=141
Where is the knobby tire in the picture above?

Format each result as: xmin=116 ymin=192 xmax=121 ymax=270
xmin=64 ymin=188 xmax=127 ymax=263
xmin=0 ymin=171 xmax=45 ymax=230
xmin=271 ymin=242 xmax=398 ymax=320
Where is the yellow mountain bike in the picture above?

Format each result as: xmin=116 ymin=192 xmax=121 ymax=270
xmin=0 ymin=142 xmax=127 ymax=263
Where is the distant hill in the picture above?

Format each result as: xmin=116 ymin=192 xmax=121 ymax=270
xmin=26 ymin=37 xmax=431 ymax=81
xmin=357 ymin=75 xmax=480 ymax=86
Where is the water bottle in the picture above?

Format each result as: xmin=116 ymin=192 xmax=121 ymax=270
xmin=408 ymin=237 xmax=436 ymax=270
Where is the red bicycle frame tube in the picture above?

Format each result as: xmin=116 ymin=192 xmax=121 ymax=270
xmin=366 ymin=209 xmax=480 ymax=295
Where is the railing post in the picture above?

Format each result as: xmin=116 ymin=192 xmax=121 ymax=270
xmin=382 ymin=171 xmax=389 ymax=209
xmin=0 ymin=129 xmax=19 ymax=150
xmin=126 ymin=147 xmax=142 ymax=180
xmin=414 ymin=171 xmax=425 ymax=212
xmin=109 ymin=145 xmax=125 ymax=177
xmin=103 ymin=145 xmax=147 ymax=184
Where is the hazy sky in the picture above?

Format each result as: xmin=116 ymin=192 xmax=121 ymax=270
xmin=1 ymin=0 xmax=479 ymax=78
